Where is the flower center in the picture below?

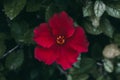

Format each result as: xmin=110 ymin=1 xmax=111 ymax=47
xmin=56 ymin=36 xmax=65 ymax=45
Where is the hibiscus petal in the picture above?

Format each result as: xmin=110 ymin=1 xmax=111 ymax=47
xmin=49 ymin=11 xmax=75 ymax=38
xmin=33 ymin=23 xmax=55 ymax=48
xmin=34 ymin=46 xmax=58 ymax=65
xmin=56 ymin=46 xmax=79 ymax=70
xmin=68 ymin=27 xmax=89 ymax=53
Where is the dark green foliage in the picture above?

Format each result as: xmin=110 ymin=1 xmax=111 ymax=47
xmin=0 ymin=0 xmax=120 ymax=80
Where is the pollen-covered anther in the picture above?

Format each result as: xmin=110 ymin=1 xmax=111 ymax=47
xmin=56 ymin=36 xmax=65 ymax=45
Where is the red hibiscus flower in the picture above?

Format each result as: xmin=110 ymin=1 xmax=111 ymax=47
xmin=33 ymin=11 xmax=89 ymax=70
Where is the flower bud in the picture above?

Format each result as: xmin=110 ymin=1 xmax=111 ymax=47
xmin=91 ymin=16 xmax=100 ymax=28
xmin=103 ymin=44 xmax=120 ymax=59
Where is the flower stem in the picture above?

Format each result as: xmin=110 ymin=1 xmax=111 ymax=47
xmin=0 ymin=45 xmax=19 ymax=59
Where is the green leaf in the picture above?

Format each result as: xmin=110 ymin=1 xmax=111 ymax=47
xmin=82 ymin=1 xmax=93 ymax=17
xmin=106 ymin=6 xmax=120 ymax=18
xmin=115 ymin=63 xmax=120 ymax=73
xmin=45 ymin=4 xmax=61 ymax=22
xmin=69 ymin=67 xmax=89 ymax=80
xmin=30 ymin=69 xmax=40 ymax=80
xmin=94 ymin=0 xmax=106 ymax=18
xmin=0 ymin=74 xmax=6 ymax=80
xmin=26 ymin=0 xmax=42 ymax=12
xmin=9 ymin=20 xmax=29 ymax=43
xmin=89 ymin=66 xmax=101 ymax=79
xmin=106 ymin=3 xmax=120 ymax=18
xmin=84 ymin=20 xmax=103 ymax=35
xmin=5 ymin=49 xmax=24 ymax=70
xmin=73 ymin=74 xmax=89 ymax=80
xmin=4 ymin=0 xmax=26 ymax=20
xmin=22 ymin=29 xmax=34 ymax=44
xmin=103 ymin=59 xmax=114 ymax=73
xmin=67 ymin=75 xmax=72 ymax=80
xmin=116 ymin=74 xmax=120 ymax=80
xmin=100 ymin=19 xmax=114 ymax=38
xmin=69 ymin=70 xmax=89 ymax=80
xmin=113 ymin=33 xmax=120 ymax=46
xmin=77 ymin=74 xmax=89 ymax=80
xmin=73 ymin=55 xmax=81 ymax=68
xmin=91 ymin=16 xmax=100 ymax=27
xmin=69 ymin=58 xmax=95 ymax=80
xmin=45 ymin=4 xmax=55 ymax=22
xmin=97 ymin=75 xmax=105 ymax=80
xmin=9 ymin=20 xmax=33 ymax=44
xmin=79 ymin=58 xmax=96 ymax=73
